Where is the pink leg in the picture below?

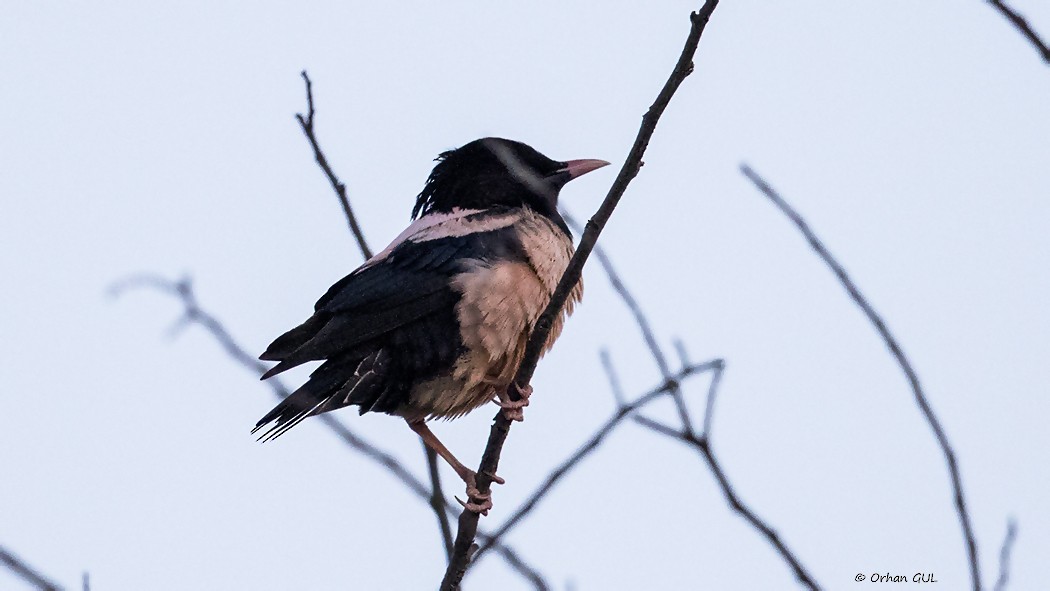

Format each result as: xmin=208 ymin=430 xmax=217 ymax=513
xmin=407 ymin=419 xmax=504 ymax=515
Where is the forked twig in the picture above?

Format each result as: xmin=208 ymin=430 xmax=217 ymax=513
xmin=562 ymin=209 xmax=694 ymax=433
xmin=474 ymin=360 xmax=722 ymax=560
xmin=295 ymin=70 xmax=373 ymax=260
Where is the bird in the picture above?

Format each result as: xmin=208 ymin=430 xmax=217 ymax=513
xmin=254 ymin=137 xmax=609 ymax=513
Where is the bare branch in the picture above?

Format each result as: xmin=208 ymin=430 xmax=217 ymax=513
xmin=672 ymin=338 xmax=691 ymax=369
xmin=598 ymin=348 xmax=626 ymax=406
xmin=740 ymin=164 xmax=980 ymax=590
xmin=666 ymin=339 xmax=725 ymax=436
xmin=987 ymin=0 xmax=1050 ymax=64
xmin=632 ymin=352 xmax=820 ymax=589
xmin=700 ymin=357 xmax=725 ymax=438
xmin=0 ymin=545 xmax=63 ymax=591
xmin=441 ymin=5 xmax=721 ymax=587
xmin=632 ymin=414 xmax=682 ymax=438
xmin=632 ymin=416 xmax=821 ymax=588
xmin=295 ymin=70 xmax=373 ymax=260
xmin=696 ymin=432 xmax=819 ymax=590
xmin=425 ymin=443 xmax=455 ymax=560
xmin=475 ymin=360 xmax=723 ymax=561
xmin=111 ymin=274 xmax=549 ymax=590
xmin=109 ymin=275 xmax=267 ymax=373
xmin=479 ymin=540 xmax=551 ymax=591
xmin=993 ymin=519 xmax=1018 ymax=591
xmin=563 ymin=209 xmax=693 ymax=431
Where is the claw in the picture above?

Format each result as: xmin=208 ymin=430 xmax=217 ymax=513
xmin=513 ymin=382 xmax=534 ymax=399
xmin=465 ymin=484 xmax=490 ymax=502
xmin=458 ymin=469 xmax=505 ymax=516
xmin=455 ymin=495 xmax=491 ymax=516
xmin=501 ymin=406 xmax=525 ymax=422
xmin=496 ymin=383 xmax=532 ymax=422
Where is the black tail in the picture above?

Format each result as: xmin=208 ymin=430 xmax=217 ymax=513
xmin=252 ymin=349 xmax=393 ymax=441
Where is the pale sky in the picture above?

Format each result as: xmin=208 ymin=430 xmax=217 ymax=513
xmin=2 ymin=1 xmax=1048 ymax=590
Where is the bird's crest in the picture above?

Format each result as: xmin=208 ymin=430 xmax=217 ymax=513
xmin=412 ymin=148 xmax=457 ymax=219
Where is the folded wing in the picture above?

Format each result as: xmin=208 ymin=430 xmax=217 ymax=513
xmin=254 ymin=210 xmax=528 ymax=438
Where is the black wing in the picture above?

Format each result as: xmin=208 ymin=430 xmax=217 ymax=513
xmin=253 ymin=223 xmax=527 ymax=438
xmin=259 ymin=237 xmax=469 ymax=379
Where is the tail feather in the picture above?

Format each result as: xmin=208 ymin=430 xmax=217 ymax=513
xmin=253 ymin=348 xmax=392 ymax=440
xmin=252 ymin=371 xmax=345 ymax=442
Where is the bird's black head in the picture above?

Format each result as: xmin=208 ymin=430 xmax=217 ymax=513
xmin=412 ymin=137 xmax=609 ymax=229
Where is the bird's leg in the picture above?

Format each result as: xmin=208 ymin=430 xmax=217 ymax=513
xmin=406 ymin=419 xmax=504 ymax=515
xmin=493 ymin=381 xmax=533 ymax=422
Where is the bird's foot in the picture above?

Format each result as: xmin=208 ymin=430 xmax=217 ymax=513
xmin=496 ymin=383 xmax=533 ymax=422
xmin=455 ymin=495 xmax=492 ymax=515
xmin=458 ymin=470 xmax=505 ymax=516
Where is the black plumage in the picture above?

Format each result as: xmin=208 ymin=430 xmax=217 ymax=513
xmin=254 ymin=137 xmax=609 ymax=512
xmin=255 ymin=224 xmax=528 ymax=433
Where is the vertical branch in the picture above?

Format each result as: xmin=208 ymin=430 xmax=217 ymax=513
xmin=425 ymin=443 xmax=455 ymax=560
xmin=440 ymin=3 xmax=721 ymax=589
xmin=740 ymin=164 xmax=981 ymax=590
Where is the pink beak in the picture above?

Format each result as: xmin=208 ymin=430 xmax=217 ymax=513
xmin=562 ymin=159 xmax=611 ymax=180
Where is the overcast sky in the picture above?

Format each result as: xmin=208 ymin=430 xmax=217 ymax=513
xmin=2 ymin=1 xmax=1048 ymax=590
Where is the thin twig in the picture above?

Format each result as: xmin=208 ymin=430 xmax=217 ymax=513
xmin=992 ymin=519 xmax=1018 ymax=591
xmin=633 ymin=414 xmax=683 ymax=438
xmin=110 ymin=274 xmax=549 ymax=590
xmin=700 ymin=357 xmax=725 ymax=438
xmin=986 ymin=0 xmax=1050 ymax=64
xmin=672 ymin=338 xmax=691 ymax=368
xmin=599 ymin=349 xmax=626 ymax=406
xmin=563 ymin=209 xmax=693 ymax=432
xmin=440 ymin=5 xmax=721 ymax=587
xmin=631 ymin=352 xmax=820 ymax=590
xmin=740 ymin=164 xmax=980 ymax=590
xmin=631 ymin=416 xmax=821 ymax=590
xmin=0 ymin=545 xmax=63 ymax=591
xmin=475 ymin=361 xmax=722 ymax=560
xmin=695 ymin=432 xmax=819 ymax=590
xmin=295 ymin=70 xmax=373 ymax=260
xmin=425 ymin=442 xmax=455 ymax=560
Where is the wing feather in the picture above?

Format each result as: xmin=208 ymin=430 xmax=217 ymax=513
xmin=254 ymin=209 xmax=534 ymax=436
